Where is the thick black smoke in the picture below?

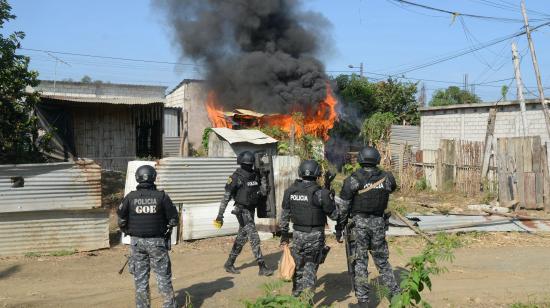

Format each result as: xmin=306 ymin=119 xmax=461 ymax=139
xmin=157 ymin=0 xmax=331 ymax=113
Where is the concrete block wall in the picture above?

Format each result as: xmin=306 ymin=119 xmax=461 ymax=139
xmin=37 ymin=80 xmax=166 ymax=98
xmin=166 ymin=80 xmax=211 ymax=150
xmin=421 ymin=103 xmax=550 ymax=150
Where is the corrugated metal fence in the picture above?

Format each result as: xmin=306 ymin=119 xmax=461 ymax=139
xmin=156 ymin=157 xmax=238 ymax=204
xmin=390 ymin=125 xmax=420 ymax=170
xmin=0 ymin=161 xmax=108 ymax=256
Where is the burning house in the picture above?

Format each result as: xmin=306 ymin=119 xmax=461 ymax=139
xmin=158 ymin=0 xmax=338 ymax=144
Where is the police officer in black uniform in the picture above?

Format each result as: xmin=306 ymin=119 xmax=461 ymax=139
xmin=117 ymin=165 xmax=179 ymax=308
xmin=337 ymin=146 xmax=400 ymax=306
xmin=279 ymin=160 xmax=339 ymax=297
xmin=214 ymin=151 xmax=273 ymax=276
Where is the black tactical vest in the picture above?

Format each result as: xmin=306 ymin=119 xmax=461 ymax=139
xmin=127 ymin=189 xmax=168 ymax=237
xmin=288 ymin=180 xmax=326 ymax=232
xmin=233 ymin=168 xmax=261 ymax=208
xmin=351 ymin=168 xmax=390 ymax=216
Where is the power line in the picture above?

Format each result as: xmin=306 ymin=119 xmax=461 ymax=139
xmin=391 ymin=0 xmax=549 ymax=23
xmin=19 ymin=48 xmax=202 ymax=67
xmin=390 ymin=21 xmax=550 ymax=75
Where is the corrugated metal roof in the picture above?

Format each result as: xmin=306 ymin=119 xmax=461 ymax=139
xmin=234 ymin=109 xmax=265 ymax=117
xmin=0 ymin=210 xmax=109 ymax=256
xmin=211 ymin=128 xmax=278 ymax=145
xmin=41 ymin=94 xmax=165 ymax=105
xmin=0 ymin=161 xmax=101 ymax=213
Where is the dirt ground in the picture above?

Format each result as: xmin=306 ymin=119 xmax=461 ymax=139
xmin=1 ymin=232 xmax=550 ymax=308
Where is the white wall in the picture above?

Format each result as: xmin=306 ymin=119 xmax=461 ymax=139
xmin=166 ymin=81 xmax=211 ymax=151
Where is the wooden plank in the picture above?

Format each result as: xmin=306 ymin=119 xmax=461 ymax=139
xmin=524 ymin=172 xmax=537 ymax=209
xmin=522 ymin=137 xmax=533 ymax=172
xmin=542 ymin=144 xmax=550 ymax=212
xmin=532 ymin=137 xmax=542 ymax=172
xmin=512 ymin=138 xmax=526 ymax=207
xmin=497 ymin=138 xmax=510 ymax=203
xmin=536 ymin=171 xmax=544 ymax=207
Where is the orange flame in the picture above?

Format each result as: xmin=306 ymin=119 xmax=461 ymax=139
xmin=205 ymin=92 xmax=232 ymax=128
xmin=205 ymin=84 xmax=338 ymax=141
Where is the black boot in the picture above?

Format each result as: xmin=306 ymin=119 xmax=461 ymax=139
xmin=224 ymin=257 xmax=240 ymax=274
xmin=258 ymin=261 xmax=274 ymax=276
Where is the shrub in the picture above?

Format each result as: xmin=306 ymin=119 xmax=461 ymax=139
xmin=391 ymin=233 xmax=461 ymax=308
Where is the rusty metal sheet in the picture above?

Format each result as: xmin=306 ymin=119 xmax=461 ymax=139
xmin=0 ymin=210 xmax=109 ymax=256
xmin=0 ymin=160 xmax=101 ymax=213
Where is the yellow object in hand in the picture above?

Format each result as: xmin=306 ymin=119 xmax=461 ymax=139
xmin=213 ymin=220 xmax=223 ymax=229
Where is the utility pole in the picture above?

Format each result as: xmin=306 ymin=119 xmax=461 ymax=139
xmin=511 ymin=42 xmax=529 ymax=136
xmin=359 ymin=62 xmax=364 ymax=78
xmin=521 ymin=0 xmax=550 ymax=137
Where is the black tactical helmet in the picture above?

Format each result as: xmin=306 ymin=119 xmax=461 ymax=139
xmin=135 ymin=165 xmax=157 ymax=184
xmin=237 ymin=151 xmax=255 ymax=165
xmin=357 ymin=146 xmax=381 ymax=166
xmin=298 ymin=160 xmax=322 ymax=179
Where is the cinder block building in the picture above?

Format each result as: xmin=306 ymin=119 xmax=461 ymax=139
xmin=420 ymin=99 xmax=550 ymax=150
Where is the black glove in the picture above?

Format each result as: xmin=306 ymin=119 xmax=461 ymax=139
xmin=118 ymin=218 xmax=128 ymax=233
xmin=335 ymin=229 xmax=343 ymax=243
xmin=280 ymin=232 xmax=290 ymax=246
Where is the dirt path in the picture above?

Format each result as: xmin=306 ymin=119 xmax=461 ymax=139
xmin=1 ymin=233 xmax=549 ymax=308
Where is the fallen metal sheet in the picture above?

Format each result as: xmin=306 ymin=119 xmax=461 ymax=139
xmin=0 ymin=209 xmax=109 ymax=256
xmin=180 ymin=202 xmax=239 ymax=240
xmin=387 ymin=215 xmax=550 ymax=236
xmin=0 ymin=160 xmax=101 ymax=213
xmin=211 ymin=128 xmax=278 ymax=145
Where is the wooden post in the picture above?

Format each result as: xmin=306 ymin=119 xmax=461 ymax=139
xmin=179 ymin=110 xmax=189 ymax=157
xmin=511 ymin=42 xmax=529 ymax=136
xmin=480 ymin=108 xmax=497 ymax=180
xmin=521 ymin=0 xmax=550 ymax=139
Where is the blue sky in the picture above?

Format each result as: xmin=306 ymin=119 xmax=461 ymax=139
xmin=5 ymin=0 xmax=550 ymax=102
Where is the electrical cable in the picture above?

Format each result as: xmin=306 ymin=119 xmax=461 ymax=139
xmin=391 ymin=0 xmax=549 ymax=23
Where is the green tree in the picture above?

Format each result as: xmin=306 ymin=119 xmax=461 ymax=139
xmin=330 ymin=74 xmax=419 ymax=143
xmin=429 ymin=86 xmax=481 ymax=106
xmin=81 ymin=75 xmax=92 ymax=83
xmin=501 ymin=85 xmax=509 ymax=101
xmin=0 ymin=0 xmax=50 ymax=163
xmin=360 ymin=112 xmax=396 ymax=145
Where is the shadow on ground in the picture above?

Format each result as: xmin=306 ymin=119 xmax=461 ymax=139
xmin=176 ymin=276 xmax=234 ymax=307
xmin=236 ymin=250 xmax=283 ymax=271
xmin=314 ymin=266 xmax=409 ymax=307
xmin=0 ymin=265 xmax=21 ymax=280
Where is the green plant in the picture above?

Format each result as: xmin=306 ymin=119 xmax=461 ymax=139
xmin=49 ymin=249 xmax=76 ymax=257
xmin=390 ymin=233 xmax=462 ymax=308
xmin=0 ymin=0 xmax=52 ymax=164
xmin=480 ymin=177 xmax=497 ymax=204
xmin=343 ymin=163 xmax=360 ymax=175
xmin=389 ymin=200 xmax=407 ymax=216
xmin=202 ymin=127 xmax=213 ymax=154
xmin=360 ymin=112 xmax=396 ymax=146
xmin=183 ymin=291 xmax=193 ymax=308
xmin=414 ymin=177 xmax=428 ymax=191
xmin=259 ymin=126 xmax=288 ymax=140
xmin=24 ymin=252 xmax=41 ymax=257
xmin=243 ymin=281 xmax=318 ymax=308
